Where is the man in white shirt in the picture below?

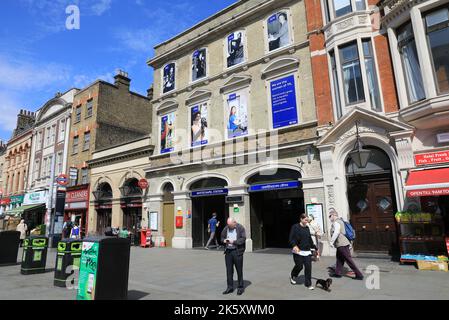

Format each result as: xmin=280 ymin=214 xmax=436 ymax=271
xmin=329 ymin=208 xmax=364 ymax=280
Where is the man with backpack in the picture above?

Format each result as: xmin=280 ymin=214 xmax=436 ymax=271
xmin=329 ymin=208 xmax=364 ymax=280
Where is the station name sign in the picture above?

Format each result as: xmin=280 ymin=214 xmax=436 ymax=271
xmin=249 ymin=181 xmax=301 ymax=193
xmin=191 ymin=189 xmax=229 ymax=198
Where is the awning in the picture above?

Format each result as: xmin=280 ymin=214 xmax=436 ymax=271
xmin=5 ymin=204 xmax=46 ymax=217
xmin=406 ymin=168 xmax=449 ymax=197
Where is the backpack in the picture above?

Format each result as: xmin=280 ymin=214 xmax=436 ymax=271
xmin=342 ymin=220 xmax=356 ymax=241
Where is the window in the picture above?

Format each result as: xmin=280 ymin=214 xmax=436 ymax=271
xmin=81 ymin=168 xmax=89 ymax=185
xmin=192 ymin=49 xmax=207 ymax=82
xmin=330 ymin=50 xmax=343 ymax=118
xmin=34 ymin=160 xmax=40 ymax=180
xmin=36 ymin=131 xmax=43 ymax=150
xmin=86 ymin=100 xmax=93 ymax=118
xmin=333 ymin=0 xmax=366 ymax=18
xmin=363 ymin=39 xmax=382 ymax=111
xmin=42 ymin=158 xmax=47 ymax=178
xmin=83 ymin=132 xmax=91 ymax=151
xmin=226 ymin=31 xmax=246 ymax=68
xmin=162 ymin=63 xmax=176 ymax=94
xmin=50 ymin=125 xmax=56 ymax=145
xmin=45 ymin=127 xmax=51 ymax=147
xmin=75 ymin=106 xmax=82 ymax=123
xmin=340 ymin=41 xmax=365 ymax=104
xmin=398 ymin=22 xmax=426 ymax=103
xmin=425 ymin=7 xmax=449 ymax=93
xmin=267 ymin=11 xmax=291 ymax=52
xmin=47 ymin=156 xmax=53 ymax=178
xmin=56 ymin=152 xmax=63 ymax=175
xmin=59 ymin=120 xmax=66 ymax=142
xmin=72 ymin=136 xmax=79 ymax=154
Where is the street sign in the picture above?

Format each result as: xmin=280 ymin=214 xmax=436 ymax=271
xmin=56 ymin=174 xmax=69 ymax=186
xmin=138 ymin=179 xmax=149 ymax=190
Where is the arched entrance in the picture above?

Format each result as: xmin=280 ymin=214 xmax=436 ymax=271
xmin=248 ymin=168 xmax=303 ymax=250
xmin=346 ymin=146 xmax=398 ymax=254
xmin=93 ymin=182 xmax=113 ymax=236
xmin=120 ymin=178 xmax=143 ymax=246
xmin=190 ymin=177 xmax=229 ymax=248
xmin=162 ymin=182 xmax=175 ymax=248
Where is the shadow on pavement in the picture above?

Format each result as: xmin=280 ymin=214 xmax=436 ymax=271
xmin=128 ymin=290 xmax=150 ymax=300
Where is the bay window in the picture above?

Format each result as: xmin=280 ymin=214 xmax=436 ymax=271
xmin=340 ymin=41 xmax=365 ymax=105
xmin=363 ymin=39 xmax=381 ymax=111
xmin=425 ymin=7 xmax=449 ymax=94
xmin=398 ymin=22 xmax=426 ymax=103
xmin=332 ymin=0 xmax=366 ymax=19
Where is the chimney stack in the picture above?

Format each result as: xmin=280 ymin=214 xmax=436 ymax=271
xmin=114 ymin=69 xmax=131 ymax=91
xmin=147 ymin=85 xmax=154 ymax=100
xmin=14 ymin=109 xmax=35 ymax=137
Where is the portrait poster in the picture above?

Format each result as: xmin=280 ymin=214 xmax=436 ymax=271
xmin=192 ymin=49 xmax=207 ymax=81
xmin=190 ymin=102 xmax=208 ymax=147
xmin=226 ymin=90 xmax=248 ymax=139
xmin=226 ymin=31 xmax=245 ymax=68
xmin=270 ymin=75 xmax=298 ymax=129
xmin=163 ymin=63 xmax=176 ymax=93
xmin=267 ymin=12 xmax=290 ymax=51
xmin=160 ymin=112 xmax=175 ymax=154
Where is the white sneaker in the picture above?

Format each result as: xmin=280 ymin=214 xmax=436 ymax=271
xmin=307 ymin=286 xmax=315 ymax=290
xmin=290 ymin=277 xmax=297 ymax=285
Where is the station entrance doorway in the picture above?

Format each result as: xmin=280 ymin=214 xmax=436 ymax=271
xmin=191 ymin=178 xmax=229 ymax=248
xmin=249 ymin=169 xmax=303 ymax=250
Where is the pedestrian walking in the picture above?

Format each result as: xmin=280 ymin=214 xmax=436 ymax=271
xmin=307 ymin=214 xmax=323 ymax=261
xmin=329 ymin=208 xmax=364 ymax=280
xmin=221 ymin=218 xmax=246 ymax=296
xmin=62 ymin=220 xmax=73 ymax=239
xmin=16 ymin=219 xmax=28 ymax=247
xmin=205 ymin=213 xmax=220 ymax=250
xmin=70 ymin=223 xmax=80 ymax=239
xmin=289 ymin=213 xmax=317 ymax=290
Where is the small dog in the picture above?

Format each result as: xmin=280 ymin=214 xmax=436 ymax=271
xmin=316 ymin=278 xmax=333 ymax=292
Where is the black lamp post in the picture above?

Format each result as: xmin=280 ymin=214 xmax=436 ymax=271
xmin=348 ymin=121 xmax=371 ymax=169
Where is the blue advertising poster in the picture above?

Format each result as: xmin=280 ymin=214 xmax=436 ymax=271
xmin=248 ymin=181 xmax=301 ymax=193
xmin=270 ymin=75 xmax=298 ymax=129
xmin=191 ymin=103 xmax=208 ymax=147
xmin=226 ymin=90 xmax=248 ymax=139
xmin=160 ymin=112 xmax=175 ymax=154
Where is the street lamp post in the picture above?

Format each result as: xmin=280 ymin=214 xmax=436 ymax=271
xmin=348 ymin=121 xmax=371 ymax=169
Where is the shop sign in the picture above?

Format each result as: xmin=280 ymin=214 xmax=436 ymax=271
xmin=407 ymin=188 xmax=449 ymax=198
xmin=10 ymin=195 xmax=24 ymax=205
xmin=0 ymin=197 xmax=10 ymax=206
xmin=248 ymin=181 xmax=301 ymax=193
xmin=77 ymin=242 xmax=100 ymax=300
xmin=415 ymin=150 xmax=449 ymax=166
xmin=191 ymin=189 xmax=229 ymax=198
xmin=24 ymin=191 xmax=48 ymax=205
xmin=66 ymin=188 xmax=89 ymax=203
xmin=120 ymin=203 xmax=142 ymax=209
xmin=95 ymin=204 xmax=112 ymax=210
xmin=270 ymin=75 xmax=299 ymax=129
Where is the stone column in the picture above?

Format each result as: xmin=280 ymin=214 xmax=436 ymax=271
xmin=228 ymin=185 xmax=252 ymax=252
xmin=172 ymin=191 xmax=192 ymax=249
xmin=146 ymin=194 xmax=163 ymax=244
xmin=88 ymin=204 xmax=97 ymax=234
xmin=111 ymin=200 xmax=123 ymax=228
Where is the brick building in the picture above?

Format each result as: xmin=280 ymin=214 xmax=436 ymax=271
xmin=66 ymin=71 xmax=152 ymax=237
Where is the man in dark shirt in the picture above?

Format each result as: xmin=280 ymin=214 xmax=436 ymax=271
xmin=221 ymin=218 xmax=246 ymax=296
xmin=205 ymin=213 xmax=220 ymax=250
xmin=289 ymin=213 xmax=317 ymax=290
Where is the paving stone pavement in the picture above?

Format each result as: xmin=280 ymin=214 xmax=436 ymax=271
xmin=0 ymin=247 xmax=448 ymax=300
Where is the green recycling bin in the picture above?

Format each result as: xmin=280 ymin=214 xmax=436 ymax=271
xmin=54 ymin=239 xmax=82 ymax=287
xmin=21 ymin=236 xmax=48 ymax=275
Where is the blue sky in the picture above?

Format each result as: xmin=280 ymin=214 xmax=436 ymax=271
xmin=0 ymin=0 xmax=236 ymax=142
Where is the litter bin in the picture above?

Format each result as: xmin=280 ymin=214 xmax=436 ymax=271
xmin=54 ymin=239 xmax=82 ymax=287
xmin=21 ymin=236 xmax=49 ymax=275
xmin=77 ymin=237 xmax=131 ymax=300
xmin=0 ymin=231 xmax=20 ymax=266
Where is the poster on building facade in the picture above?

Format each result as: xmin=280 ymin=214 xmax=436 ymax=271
xmin=160 ymin=112 xmax=175 ymax=154
xmin=267 ymin=11 xmax=291 ymax=51
xmin=226 ymin=90 xmax=248 ymax=139
xmin=226 ymin=31 xmax=245 ymax=68
xmin=192 ymin=49 xmax=207 ymax=81
xmin=190 ymin=102 xmax=208 ymax=147
xmin=163 ymin=63 xmax=176 ymax=93
xmin=270 ymin=75 xmax=298 ymax=129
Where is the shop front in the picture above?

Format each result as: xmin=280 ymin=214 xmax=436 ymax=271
xmin=65 ymin=185 xmax=89 ymax=238
xmin=120 ymin=178 xmax=144 ymax=246
xmin=92 ymin=183 xmax=113 ymax=236
xmin=400 ymin=150 xmax=449 ymax=262
xmin=22 ymin=190 xmax=48 ymax=232
xmin=0 ymin=197 xmax=10 ymax=216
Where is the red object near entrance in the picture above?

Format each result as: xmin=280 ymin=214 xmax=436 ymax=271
xmin=140 ymin=229 xmax=153 ymax=248
xmin=176 ymin=216 xmax=183 ymax=229
xmin=446 ymin=237 xmax=449 ymax=256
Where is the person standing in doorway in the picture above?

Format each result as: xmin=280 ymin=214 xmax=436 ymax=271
xmin=16 ymin=219 xmax=28 ymax=247
xmin=205 ymin=213 xmax=220 ymax=250
xmin=329 ymin=208 xmax=364 ymax=280
xmin=221 ymin=218 xmax=246 ymax=296
xmin=289 ymin=214 xmax=317 ymax=290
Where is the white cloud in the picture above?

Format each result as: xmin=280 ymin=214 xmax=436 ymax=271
xmin=0 ymin=92 xmax=21 ymax=134
xmin=91 ymin=0 xmax=112 ymax=16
